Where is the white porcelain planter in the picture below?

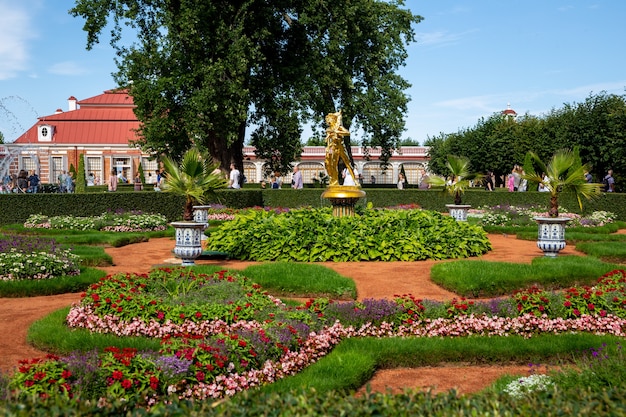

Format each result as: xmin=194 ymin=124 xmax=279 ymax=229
xmin=170 ymin=221 xmax=205 ymax=266
xmin=445 ymin=204 xmax=472 ymax=221
xmin=534 ymin=217 xmax=570 ymax=257
xmin=193 ymin=205 xmax=211 ymax=240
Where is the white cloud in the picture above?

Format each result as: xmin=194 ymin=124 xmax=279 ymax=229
xmin=414 ymin=29 xmax=478 ymax=48
xmin=49 ymin=61 xmax=88 ymax=76
xmin=0 ymin=3 xmax=35 ymax=80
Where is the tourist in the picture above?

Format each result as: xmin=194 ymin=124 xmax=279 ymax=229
xmin=397 ymin=172 xmax=405 ymax=189
xmin=342 ymin=165 xmax=359 ymax=186
xmin=108 ymin=169 xmax=118 ymax=192
xmin=292 ymin=166 xmax=303 ymax=189
xmin=604 ymin=169 xmax=615 ymax=192
xmin=228 ymin=163 xmax=241 ymax=189
xmin=28 ymin=170 xmax=40 ymax=193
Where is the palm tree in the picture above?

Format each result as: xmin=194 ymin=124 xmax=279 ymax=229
xmin=427 ymin=155 xmax=483 ymax=205
xmin=161 ymin=148 xmax=227 ymax=221
xmin=523 ymin=148 xmax=601 ymax=218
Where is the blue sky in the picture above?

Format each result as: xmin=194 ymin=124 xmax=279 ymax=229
xmin=1 ymin=1 xmax=626 ymax=144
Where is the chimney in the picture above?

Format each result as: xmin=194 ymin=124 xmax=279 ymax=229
xmin=68 ymin=96 xmax=78 ymax=111
xmin=55 ymin=108 xmax=63 ymax=114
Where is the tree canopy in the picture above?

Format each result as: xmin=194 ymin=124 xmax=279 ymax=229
xmin=425 ymin=91 xmax=626 ymax=189
xmin=70 ymin=0 xmax=421 ymax=174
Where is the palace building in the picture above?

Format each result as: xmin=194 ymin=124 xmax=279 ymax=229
xmin=2 ymin=90 xmax=430 ymax=187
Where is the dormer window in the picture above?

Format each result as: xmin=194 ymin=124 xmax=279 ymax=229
xmin=38 ymin=124 xmax=54 ymax=142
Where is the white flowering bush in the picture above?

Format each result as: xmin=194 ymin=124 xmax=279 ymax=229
xmin=0 ymin=248 xmax=80 ymax=280
xmin=476 ymin=205 xmax=616 ymax=228
xmin=503 ymin=374 xmax=554 ymax=398
xmin=24 ymin=212 xmax=167 ymax=232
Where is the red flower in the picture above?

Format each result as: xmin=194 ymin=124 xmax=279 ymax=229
xmin=195 ymin=312 xmax=202 ymax=319
xmin=111 ymin=370 xmax=123 ymax=380
xmin=564 ymin=301 xmax=572 ymax=307
xmin=121 ymin=379 xmax=133 ymax=389
xmin=91 ymin=294 xmax=100 ymax=302
xmin=196 ymin=371 xmax=205 ymax=381
xmin=588 ymin=303 xmax=595 ymax=311
xmin=61 ymin=370 xmax=72 ymax=379
xmin=238 ymin=340 xmax=247 ymax=347
xmin=33 ymin=371 xmax=46 ymax=381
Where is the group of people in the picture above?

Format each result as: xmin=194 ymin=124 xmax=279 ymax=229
xmin=506 ymin=165 xmax=528 ymax=192
xmin=57 ymin=170 xmax=75 ymax=193
xmin=233 ymin=164 xmax=305 ymax=190
xmin=0 ymin=170 xmax=40 ymax=194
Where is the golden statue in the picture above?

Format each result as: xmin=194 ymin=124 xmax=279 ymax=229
xmin=321 ymin=110 xmax=365 ymax=217
xmin=324 ymin=110 xmax=358 ymax=187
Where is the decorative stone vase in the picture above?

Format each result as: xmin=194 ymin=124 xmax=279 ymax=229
xmin=534 ymin=217 xmax=570 ymax=257
xmin=170 ymin=221 xmax=205 ymax=265
xmin=445 ymin=204 xmax=472 ymax=222
xmin=193 ymin=205 xmax=211 ymax=240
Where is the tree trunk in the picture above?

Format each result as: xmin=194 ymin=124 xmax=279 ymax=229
xmin=549 ymin=195 xmax=559 ymax=217
xmin=204 ymin=125 xmax=245 ymax=173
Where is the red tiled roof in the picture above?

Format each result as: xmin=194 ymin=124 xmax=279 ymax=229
xmin=13 ymin=90 xmax=141 ymax=145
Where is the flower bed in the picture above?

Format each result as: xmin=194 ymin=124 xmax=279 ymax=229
xmin=9 ymin=268 xmax=626 ymax=405
xmin=472 ymin=205 xmax=617 ymax=227
xmin=0 ymin=235 xmax=80 ymax=280
xmin=24 ymin=211 xmax=167 ymax=232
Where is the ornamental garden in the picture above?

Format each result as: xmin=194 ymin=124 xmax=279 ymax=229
xmin=1 ymin=205 xmax=626 ymax=415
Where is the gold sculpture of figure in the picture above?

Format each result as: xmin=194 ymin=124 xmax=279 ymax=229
xmin=324 ymin=110 xmax=358 ymax=187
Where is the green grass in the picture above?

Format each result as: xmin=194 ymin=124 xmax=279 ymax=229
xmin=259 ymin=333 xmax=620 ymax=395
xmin=430 ymin=256 xmax=622 ymax=298
xmin=241 ymin=262 xmax=357 ymax=299
xmin=0 ymin=267 xmax=106 ymax=297
xmin=576 ymin=242 xmax=626 ymax=262
xmin=27 ymin=307 xmax=162 ymax=354
xmin=67 ymin=244 xmax=113 ymax=267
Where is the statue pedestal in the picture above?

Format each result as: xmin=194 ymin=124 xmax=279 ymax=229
xmin=322 ymin=186 xmax=366 ymax=217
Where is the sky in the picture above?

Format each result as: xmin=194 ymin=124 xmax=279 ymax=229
xmin=1 ymin=0 xmax=626 ymax=145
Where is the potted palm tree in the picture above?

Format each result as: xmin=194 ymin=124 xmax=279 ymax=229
xmin=523 ymin=148 xmax=601 ymax=257
xmin=161 ymin=148 xmax=226 ymax=265
xmin=427 ymin=155 xmax=483 ymax=221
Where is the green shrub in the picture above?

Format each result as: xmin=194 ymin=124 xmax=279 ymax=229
xmin=207 ymin=207 xmax=492 ymax=261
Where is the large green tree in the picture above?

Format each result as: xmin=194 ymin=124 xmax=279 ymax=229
xmin=70 ymin=0 xmax=421 ymax=174
xmin=425 ymin=91 xmax=626 ymax=187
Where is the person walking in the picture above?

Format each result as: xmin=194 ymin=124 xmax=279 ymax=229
xmin=292 ymin=166 xmax=303 ymax=189
xmin=604 ymin=169 xmax=615 ymax=192
xmin=28 ymin=170 xmax=40 ymax=193
xmin=397 ymin=172 xmax=405 ymax=189
xmin=108 ymin=169 xmax=118 ymax=192
xmin=228 ymin=163 xmax=241 ymax=189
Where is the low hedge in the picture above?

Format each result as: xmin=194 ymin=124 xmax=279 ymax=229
xmin=1 ymin=188 xmax=624 ymax=226
xmin=2 ymin=382 xmax=625 ymax=416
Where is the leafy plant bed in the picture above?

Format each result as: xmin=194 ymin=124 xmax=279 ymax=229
xmin=207 ymin=207 xmax=492 ymax=261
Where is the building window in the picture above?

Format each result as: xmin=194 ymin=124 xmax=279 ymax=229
xmin=400 ymin=163 xmax=425 ymax=187
xmin=142 ymin=157 xmax=158 ymax=184
xmin=362 ymin=163 xmax=392 ymax=184
xmin=296 ymin=162 xmax=325 ymax=184
xmin=111 ymin=157 xmax=132 ymax=182
xmin=242 ymin=162 xmax=256 ymax=184
xmin=20 ymin=156 xmax=37 ymax=173
xmin=51 ymin=156 xmax=64 ymax=183
xmin=86 ymin=157 xmax=103 ymax=185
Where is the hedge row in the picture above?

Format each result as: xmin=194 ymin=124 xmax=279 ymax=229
xmin=1 ymin=384 xmax=625 ymax=416
xmin=1 ymin=188 xmax=624 ymax=226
